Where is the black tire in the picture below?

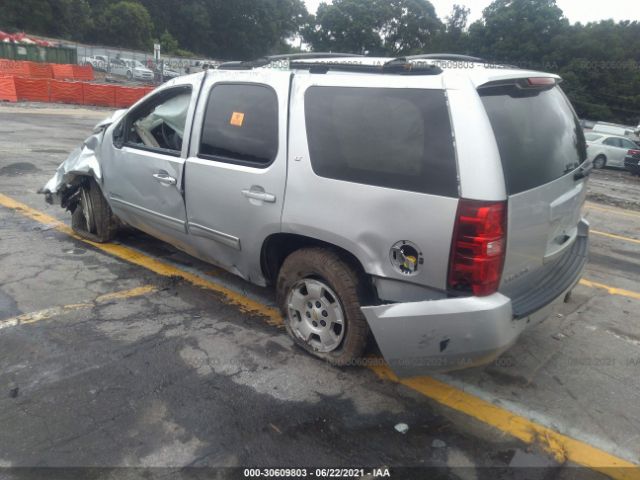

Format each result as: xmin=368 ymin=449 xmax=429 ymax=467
xmin=71 ymin=177 xmax=118 ymax=243
xmin=276 ymin=248 xmax=370 ymax=366
xmin=126 ymin=70 xmax=133 ymax=81
xmin=593 ymin=155 xmax=606 ymax=169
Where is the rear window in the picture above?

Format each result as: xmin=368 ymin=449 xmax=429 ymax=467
xmin=304 ymin=87 xmax=458 ymax=197
xmin=480 ymin=84 xmax=587 ymax=195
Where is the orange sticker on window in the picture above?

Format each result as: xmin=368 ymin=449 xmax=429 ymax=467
xmin=230 ymin=111 xmax=245 ymax=127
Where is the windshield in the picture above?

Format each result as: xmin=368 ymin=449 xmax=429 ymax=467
xmin=480 ymin=84 xmax=587 ymax=195
xmin=585 ymin=133 xmax=603 ymax=141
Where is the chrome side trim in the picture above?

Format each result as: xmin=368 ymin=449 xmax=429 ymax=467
xmin=187 ymin=222 xmax=241 ymax=250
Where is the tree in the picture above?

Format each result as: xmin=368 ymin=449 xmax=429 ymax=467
xmin=468 ymin=0 xmax=568 ymax=65
xmin=95 ymin=1 xmax=154 ymax=50
xmin=303 ymin=0 xmax=442 ymax=55
xmin=0 ymin=0 xmax=53 ymax=35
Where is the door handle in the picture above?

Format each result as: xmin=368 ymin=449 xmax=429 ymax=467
xmin=241 ymin=189 xmax=276 ymax=203
xmin=153 ymin=172 xmax=177 ymax=186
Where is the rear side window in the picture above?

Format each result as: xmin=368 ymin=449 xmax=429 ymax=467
xmin=199 ymin=84 xmax=278 ymax=166
xmin=304 ymin=87 xmax=458 ymax=197
xmin=480 ymin=84 xmax=587 ymax=195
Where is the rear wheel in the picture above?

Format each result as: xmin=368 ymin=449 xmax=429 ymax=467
xmin=71 ymin=178 xmax=118 ymax=243
xmin=126 ymin=70 xmax=133 ymax=81
xmin=593 ymin=155 xmax=606 ymax=169
xmin=276 ymin=248 xmax=370 ymax=366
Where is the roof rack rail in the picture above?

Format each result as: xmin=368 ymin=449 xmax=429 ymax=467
xmin=217 ymin=53 xmax=362 ymax=70
xmin=289 ymin=57 xmax=442 ymax=76
xmin=266 ymin=52 xmax=362 ymax=60
xmin=408 ymin=53 xmax=485 ymax=62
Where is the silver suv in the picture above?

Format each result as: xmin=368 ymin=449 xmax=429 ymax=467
xmin=43 ymin=54 xmax=590 ymax=377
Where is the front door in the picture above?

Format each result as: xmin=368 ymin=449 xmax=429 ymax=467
xmin=102 ymin=81 xmax=199 ymax=244
xmin=184 ymin=70 xmax=291 ymax=283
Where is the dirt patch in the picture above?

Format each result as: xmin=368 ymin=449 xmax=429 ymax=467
xmin=587 ymin=169 xmax=640 ymax=211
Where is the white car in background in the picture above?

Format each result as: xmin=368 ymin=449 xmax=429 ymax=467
xmin=585 ymin=132 xmax=640 ymax=168
xmin=82 ymin=55 xmax=108 ymax=72
xmin=109 ymin=58 xmax=154 ymax=82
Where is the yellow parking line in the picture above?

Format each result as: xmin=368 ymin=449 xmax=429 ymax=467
xmin=0 ymin=193 xmax=281 ymax=324
xmin=372 ymin=365 xmax=639 ymax=478
xmin=0 ymin=284 xmax=156 ymax=330
xmin=591 ymin=229 xmax=640 ymax=245
xmin=585 ymin=202 xmax=640 ymax=219
xmin=1 ymin=193 xmax=639 ymax=476
xmin=580 ymin=279 xmax=640 ymax=301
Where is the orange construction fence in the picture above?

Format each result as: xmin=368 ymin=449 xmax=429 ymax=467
xmin=0 ymin=60 xmax=93 ymax=81
xmin=0 ymin=75 xmax=152 ymax=108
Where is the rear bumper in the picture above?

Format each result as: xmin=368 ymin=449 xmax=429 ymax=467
xmin=362 ymin=220 xmax=589 ymax=378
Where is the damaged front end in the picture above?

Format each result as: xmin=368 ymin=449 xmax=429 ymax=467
xmin=39 ymin=109 xmax=127 ymax=211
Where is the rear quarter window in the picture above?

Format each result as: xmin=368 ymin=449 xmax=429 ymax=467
xmin=304 ymin=86 xmax=458 ymax=197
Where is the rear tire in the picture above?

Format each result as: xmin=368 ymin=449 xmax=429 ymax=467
xmin=71 ymin=177 xmax=118 ymax=243
xmin=593 ymin=155 xmax=606 ymax=169
xmin=276 ymin=248 xmax=370 ymax=366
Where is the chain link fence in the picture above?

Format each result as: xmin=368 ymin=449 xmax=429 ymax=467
xmin=70 ymin=42 xmax=220 ymax=86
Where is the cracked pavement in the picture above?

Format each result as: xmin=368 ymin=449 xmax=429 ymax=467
xmin=0 ymin=103 xmax=638 ymax=479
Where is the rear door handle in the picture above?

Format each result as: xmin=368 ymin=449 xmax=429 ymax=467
xmin=241 ymin=189 xmax=276 ymax=203
xmin=153 ymin=172 xmax=177 ymax=186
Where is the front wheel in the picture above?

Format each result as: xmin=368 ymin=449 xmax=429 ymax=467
xmin=71 ymin=177 xmax=118 ymax=243
xmin=276 ymin=248 xmax=370 ymax=366
xmin=126 ymin=70 xmax=133 ymax=80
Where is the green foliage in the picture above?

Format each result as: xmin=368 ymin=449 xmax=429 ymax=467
xmin=303 ymin=0 xmax=442 ymax=55
xmin=95 ymin=1 xmax=154 ymax=50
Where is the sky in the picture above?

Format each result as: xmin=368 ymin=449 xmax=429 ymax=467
xmin=303 ymin=0 xmax=640 ymax=24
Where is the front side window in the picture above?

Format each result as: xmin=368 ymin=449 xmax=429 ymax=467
xmin=123 ymin=87 xmax=192 ymax=154
xmin=304 ymin=86 xmax=458 ymax=197
xmin=199 ymin=84 xmax=278 ymax=166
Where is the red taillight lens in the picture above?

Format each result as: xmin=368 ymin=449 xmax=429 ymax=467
xmin=448 ymin=199 xmax=507 ymax=297
xmin=628 ymin=149 xmax=640 ymax=156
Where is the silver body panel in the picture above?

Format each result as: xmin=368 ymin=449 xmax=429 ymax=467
xmin=43 ymin=62 xmax=590 ymax=377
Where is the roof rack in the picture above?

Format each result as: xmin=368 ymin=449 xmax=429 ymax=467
xmin=266 ymin=52 xmax=363 ymax=60
xmin=289 ymin=57 xmax=442 ymax=75
xmin=217 ymin=53 xmax=362 ymax=70
xmin=408 ymin=53 xmax=485 ymax=62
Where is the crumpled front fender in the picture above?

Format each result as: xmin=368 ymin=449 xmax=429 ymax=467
xmin=40 ymin=109 xmax=126 ymax=207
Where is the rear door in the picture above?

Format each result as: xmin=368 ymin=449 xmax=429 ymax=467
xmin=478 ymin=81 xmax=588 ymax=303
xmin=183 ymin=70 xmax=291 ymax=282
xmin=602 ymin=137 xmax=628 ymax=167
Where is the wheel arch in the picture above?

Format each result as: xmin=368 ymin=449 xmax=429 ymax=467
xmin=260 ymin=233 xmax=377 ymax=303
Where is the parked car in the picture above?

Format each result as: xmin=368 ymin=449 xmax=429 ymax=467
xmin=585 ymin=132 xmax=640 ymax=168
xmin=624 ymin=149 xmax=640 ymax=176
xmin=82 ymin=55 xmax=108 ymax=72
xmin=42 ymin=55 xmax=590 ymax=377
xmin=109 ymin=58 xmax=154 ymax=82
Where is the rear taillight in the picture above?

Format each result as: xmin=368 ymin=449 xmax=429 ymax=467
xmin=628 ymin=149 xmax=640 ymax=157
xmin=448 ymin=199 xmax=507 ymax=297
